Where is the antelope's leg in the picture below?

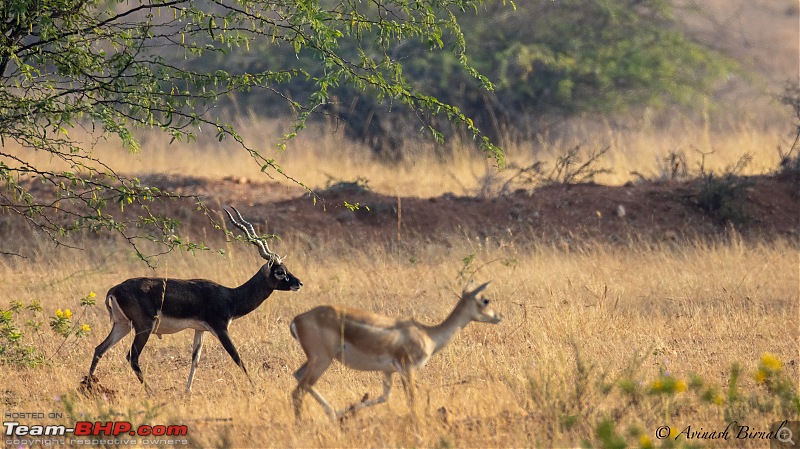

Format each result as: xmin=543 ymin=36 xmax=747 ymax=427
xmin=293 ymin=357 xmax=334 ymax=421
xmin=338 ymin=371 xmax=394 ymax=418
xmin=400 ymin=368 xmax=418 ymax=418
xmin=128 ymin=327 xmax=152 ymax=384
xmin=89 ymin=321 xmax=131 ymax=377
xmin=215 ymin=328 xmax=253 ymax=387
xmin=186 ymin=330 xmax=206 ymax=392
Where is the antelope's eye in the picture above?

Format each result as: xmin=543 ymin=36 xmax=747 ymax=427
xmin=482 ymin=298 xmax=490 ymax=306
xmin=275 ymin=268 xmax=285 ymax=277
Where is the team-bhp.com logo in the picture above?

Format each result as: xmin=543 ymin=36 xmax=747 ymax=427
xmin=4 ymin=421 xmax=189 ymax=446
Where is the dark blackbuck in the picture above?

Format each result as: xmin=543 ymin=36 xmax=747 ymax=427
xmin=87 ymin=207 xmax=302 ymax=392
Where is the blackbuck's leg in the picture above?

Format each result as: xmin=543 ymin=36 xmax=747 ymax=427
xmin=128 ymin=327 xmax=152 ymax=386
xmin=89 ymin=321 xmax=131 ymax=378
xmin=338 ymin=371 xmax=394 ymax=418
xmin=292 ymin=362 xmax=308 ymax=382
xmin=214 ymin=328 xmax=254 ymax=388
xmin=292 ymin=358 xmax=335 ymax=421
xmin=186 ymin=330 xmax=205 ymax=393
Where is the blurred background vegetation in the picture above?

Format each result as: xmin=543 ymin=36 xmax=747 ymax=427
xmin=180 ymin=0 xmax=794 ymax=160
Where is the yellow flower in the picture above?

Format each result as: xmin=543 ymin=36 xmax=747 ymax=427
xmin=761 ymin=353 xmax=782 ymax=371
xmin=639 ymin=435 xmax=653 ymax=449
xmin=63 ymin=309 xmax=72 ymax=319
xmin=80 ymin=324 xmax=91 ymax=332
xmin=88 ymin=291 xmax=97 ymax=299
xmin=675 ymin=379 xmax=687 ymax=393
xmin=651 ymin=379 xmax=663 ymax=391
xmin=55 ymin=309 xmax=63 ymax=318
xmin=755 ymin=369 xmax=767 ymax=384
xmin=713 ymin=394 xmax=724 ymax=405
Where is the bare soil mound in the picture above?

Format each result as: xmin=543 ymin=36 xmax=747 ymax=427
xmin=4 ymin=173 xmax=798 ymax=248
xmin=143 ymin=173 xmax=799 ymax=246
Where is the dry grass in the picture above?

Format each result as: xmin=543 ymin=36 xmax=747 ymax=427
xmin=2 ymin=1 xmax=797 ymax=446
xmin=1 ymin=234 xmax=796 ymax=447
xmin=3 ymin=112 xmax=793 ymax=199
xmin=2 ymin=110 xmax=797 ymax=447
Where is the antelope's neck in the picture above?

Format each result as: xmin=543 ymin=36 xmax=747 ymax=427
xmin=425 ymin=300 xmax=472 ymax=354
xmin=231 ymin=271 xmax=272 ymax=318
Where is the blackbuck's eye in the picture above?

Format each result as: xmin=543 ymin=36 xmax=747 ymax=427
xmin=482 ymin=298 xmax=490 ymax=306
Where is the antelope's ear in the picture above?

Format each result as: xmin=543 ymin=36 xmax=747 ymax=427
xmin=467 ymin=281 xmax=491 ymax=297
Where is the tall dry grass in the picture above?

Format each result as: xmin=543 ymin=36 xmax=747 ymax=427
xmin=1 ymin=233 xmax=797 ymax=447
xmin=3 ymin=109 xmax=794 ymax=199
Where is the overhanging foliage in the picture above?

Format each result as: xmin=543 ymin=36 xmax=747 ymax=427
xmin=0 ymin=0 xmax=504 ymax=259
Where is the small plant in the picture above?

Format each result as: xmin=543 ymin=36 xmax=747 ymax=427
xmin=778 ymin=82 xmax=800 ymax=158
xmin=323 ymin=175 xmax=370 ymax=193
xmin=0 ymin=301 xmax=45 ymax=367
xmin=654 ymin=150 xmax=689 ymax=181
xmin=525 ymin=346 xmax=799 ymax=448
xmin=753 ymin=353 xmax=800 ymax=416
xmin=0 ymin=292 xmax=95 ymax=367
xmin=686 ymin=153 xmax=754 ymax=226
xmin=478 ymin=145 xmax=612 ymax=197
xmin=776 ymin=83 xmax=800 ymax=191
xmin=547 ymin=145 xmax=613 ymax=186
xmin=50 ymin=309 xmax=91 ymax=339
xmin=457 ymin=253 xmax=476 ymax=281
xmin=777 ymin=149 xmax=800 ymax=183
xmin=50 ymin=291 xmax=94 ymax=339
xmin=691 ymin=172 xmax=753 ymax=225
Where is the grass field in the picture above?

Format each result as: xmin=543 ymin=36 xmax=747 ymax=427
xmin=1 ymin=231 xmax=797 ymax=447
xmin=2 ymin=11 xmax=799 ymax=443
xmin=2 ymin=0 xmax=798 ymax=445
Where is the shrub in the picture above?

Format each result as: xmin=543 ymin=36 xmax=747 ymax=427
xmin=0 ymin=292 xmax=94 ymax=367
xmin=690 ymin=172 xmax=753 ymax=226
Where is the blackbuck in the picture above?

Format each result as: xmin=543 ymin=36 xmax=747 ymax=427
xmin=290 ymin=281 xmax=501 ymax=420
xmin=87 ymin=207 xmax=302 ymax=392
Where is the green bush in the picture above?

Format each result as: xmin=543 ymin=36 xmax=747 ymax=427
xmin=0 ymin=293 xmax=94 ymax=367
xmin=204 ymin=0 xmax=734 ymax=158
xmin=691 ymin=173 xmax=753 ymax=226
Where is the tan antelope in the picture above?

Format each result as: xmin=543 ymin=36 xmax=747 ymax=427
xmin=87 ymin=207 xmax=302 ymax=392
xmin=290 ymin=281 xmax=501 ymax=420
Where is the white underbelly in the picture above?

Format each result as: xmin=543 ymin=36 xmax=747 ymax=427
xmin=152 ymin=317 xmax=211 ymax=335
